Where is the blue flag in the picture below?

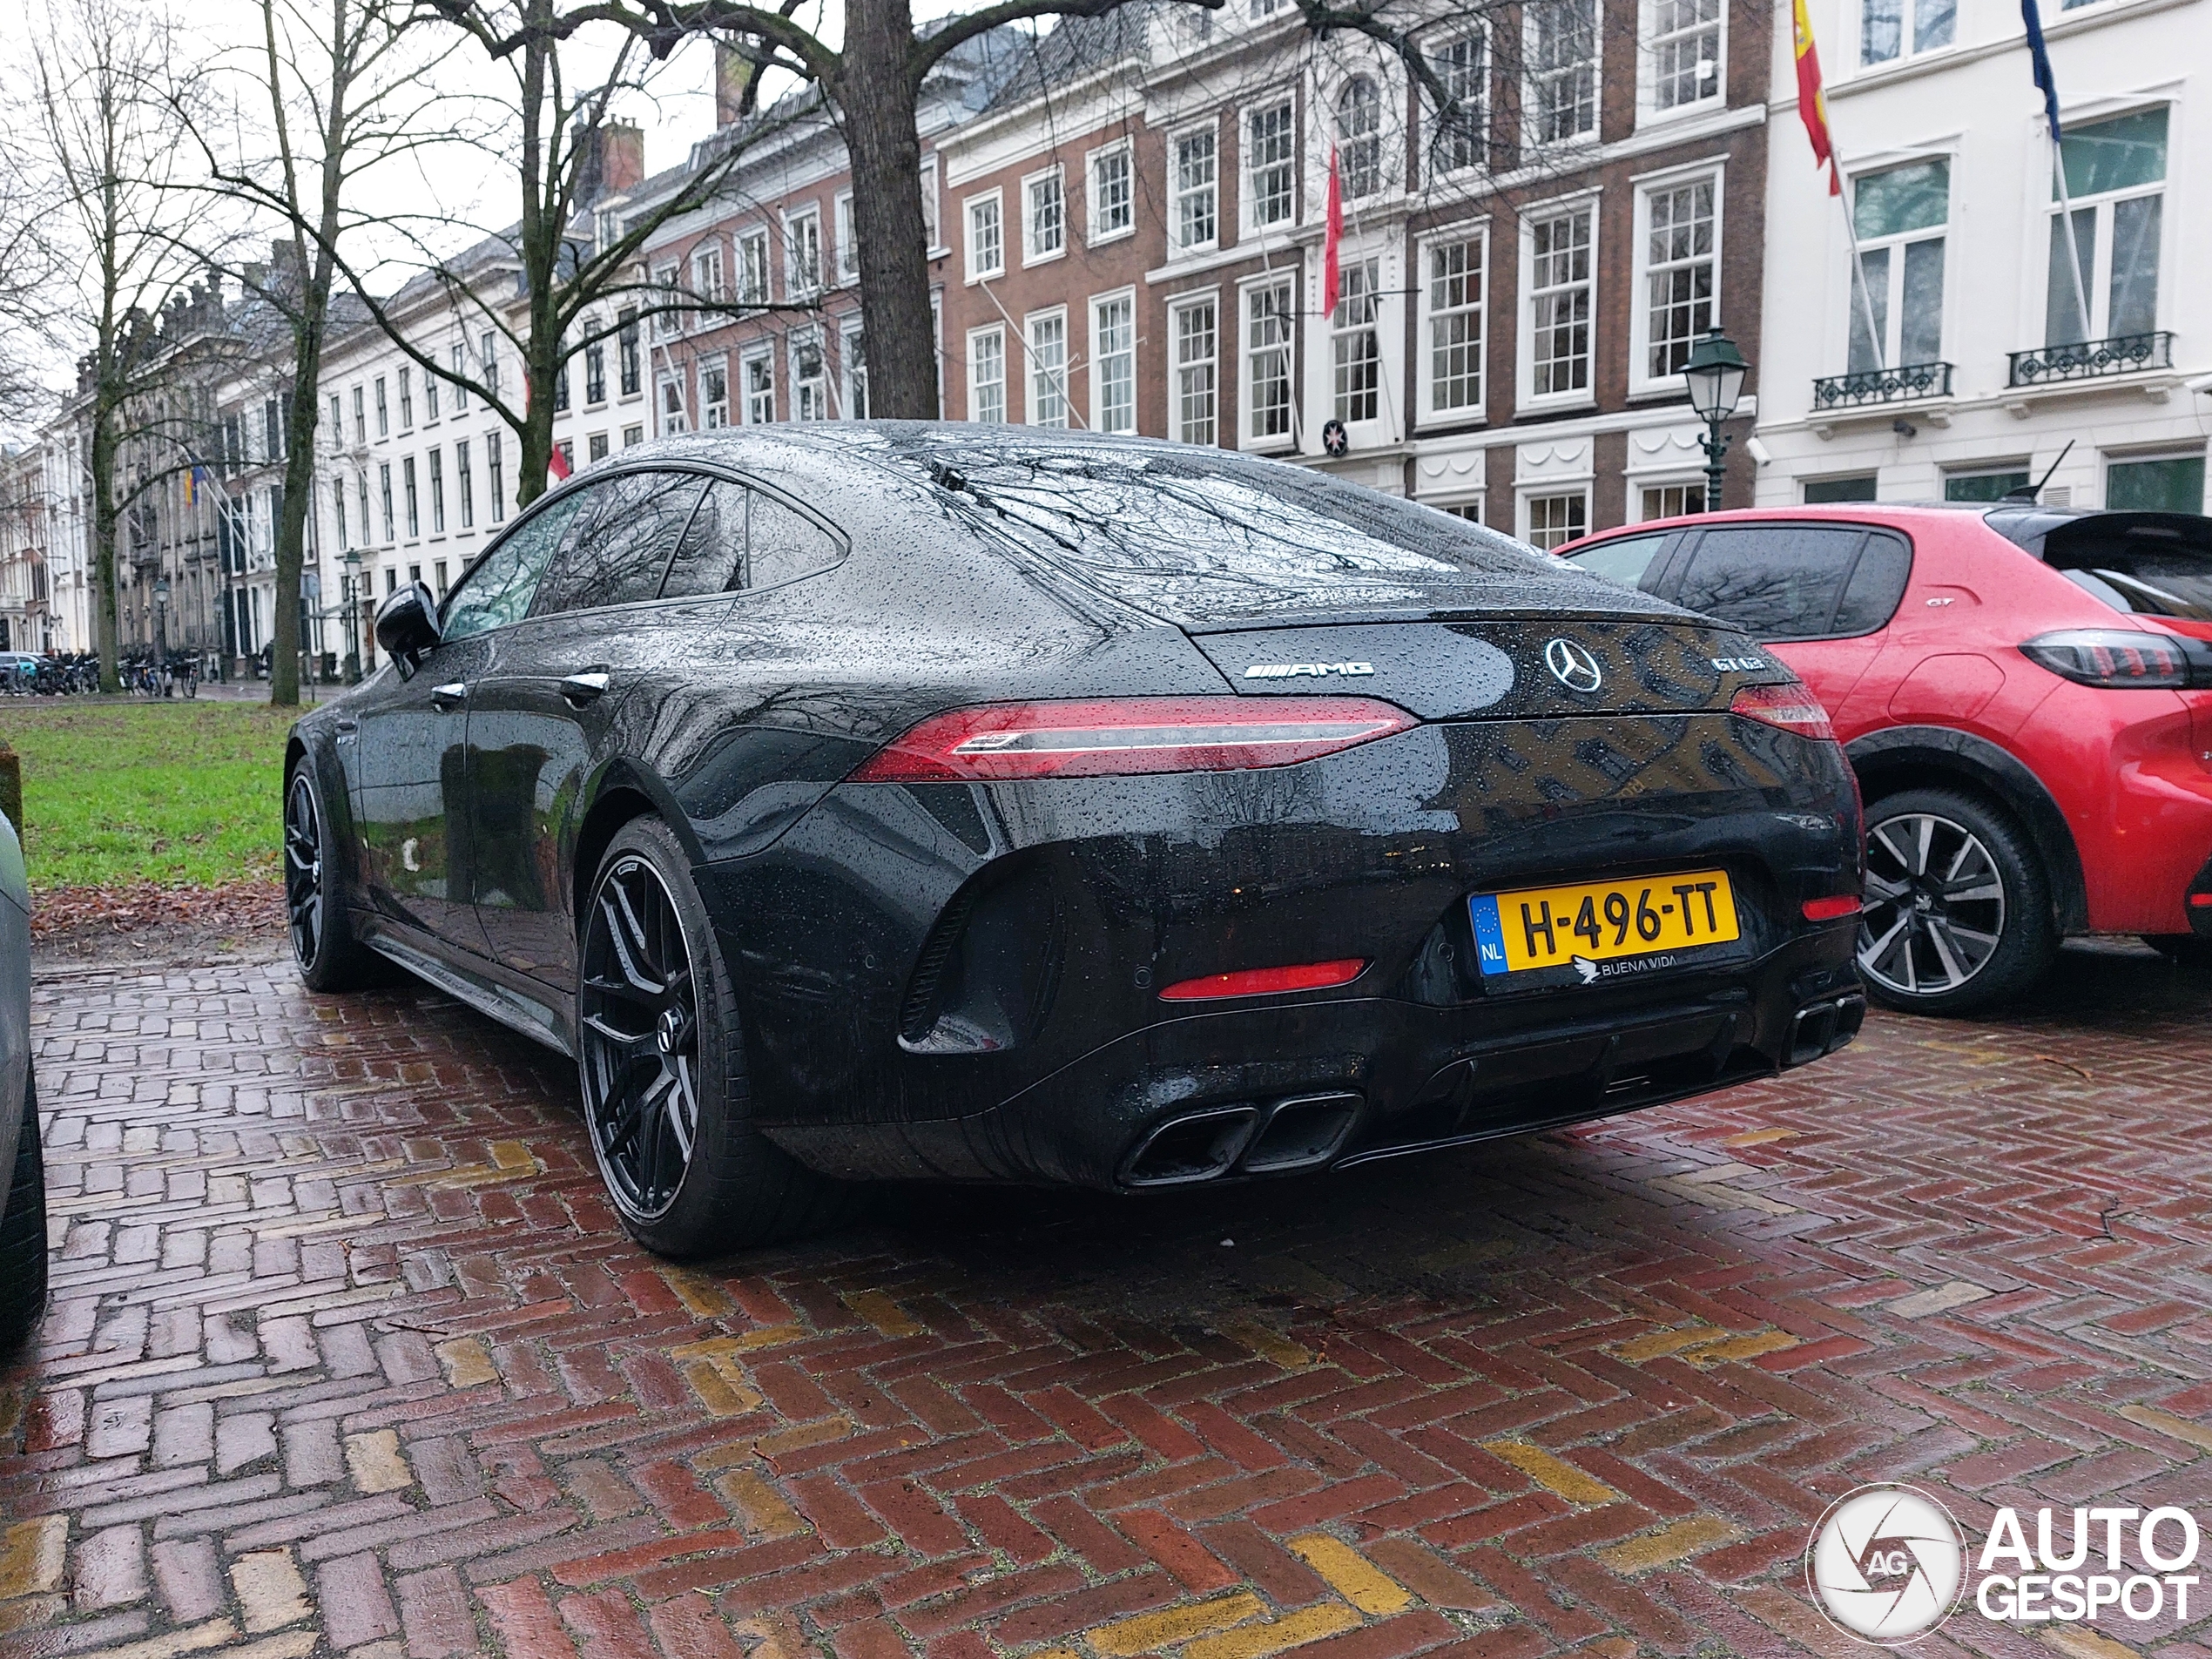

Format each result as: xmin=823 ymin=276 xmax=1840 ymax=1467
xmin=2020 ymin=0 xmax=2062 ymax=142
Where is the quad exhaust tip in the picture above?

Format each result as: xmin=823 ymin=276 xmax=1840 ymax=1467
xmin=1122 ymin=1092 xmax=1362 ymax=1188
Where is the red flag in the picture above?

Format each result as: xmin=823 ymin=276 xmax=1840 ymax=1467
xmin=547 ymin=442 xmax=572 ymax=482
xmin=1321 ymin=148 xmax=1344 ymax=315
xmin=1792 ymin=0 xmax=1842 ymax=195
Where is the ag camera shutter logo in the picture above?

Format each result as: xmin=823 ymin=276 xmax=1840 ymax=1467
xmin=1806 ymin=1484 xmax=1966 ymax=1644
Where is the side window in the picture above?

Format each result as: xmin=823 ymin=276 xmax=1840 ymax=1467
xmin=1671 ymin=525 xmax=1878 ymax=641
xmin=442 ymin=492 xmax=589 ymax=640
xmin=1830 ymin=533 xmax=1913 ymax=635
xmin=663 ymin=480 xmax=746 ymax=598
xmin=531 ymin=471 xmax=708 ymax=617
xmin=748 ymin=492 xmax=842 ymax=590
xmin=1565 ymin=532 xmax=1669 ymax=592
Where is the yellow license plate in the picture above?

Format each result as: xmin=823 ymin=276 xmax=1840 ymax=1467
xmin=1469 ymin=869 xmax=1739 ymax=979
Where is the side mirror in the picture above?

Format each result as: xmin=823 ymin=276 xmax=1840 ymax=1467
xmin=374 ymin=581 xmax=443 ymax=679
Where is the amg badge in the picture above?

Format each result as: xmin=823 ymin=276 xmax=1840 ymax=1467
xmin=1244 ymin=662 xmax=1375 ymax=679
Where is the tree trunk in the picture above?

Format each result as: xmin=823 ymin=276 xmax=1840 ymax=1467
xmin=836 ymin=0 xmax=939 ymax=420
xmin=516 ymin=320 xmax=558 ymax=510
xmin=89 ymin=398 xmax=121 ymax=694
xmin=271 ymin=338 xmax=322 ymax=707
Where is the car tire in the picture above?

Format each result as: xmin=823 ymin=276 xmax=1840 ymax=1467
xmin=576 ymin=818 xmax=853 ymax=1258
xmin=2142 ymin=934 xmax=2212 ymax=972
xmin=1856 ymin=786 xmax=2058 ymax=1015
xmin=0 ymin=1074 xmax=48 ymax=1357
xmin=286 ymin=760 xmax=381 ymax=993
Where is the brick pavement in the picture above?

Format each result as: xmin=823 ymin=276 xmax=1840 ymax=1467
xmin=3 ymin=942 xmax=2209 ymax=1658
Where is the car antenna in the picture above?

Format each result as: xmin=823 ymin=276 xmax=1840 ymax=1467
xmin=2003 ymin=441 xmax=2074 ymax=504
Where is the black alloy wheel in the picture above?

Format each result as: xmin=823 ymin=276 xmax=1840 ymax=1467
xmin=285 ymin=771 xmax=324 ymax=969
xmin=574 ymin=819 xmax=852 ymax=1258
xmin=1856 ymin=786 xmax=2055 ymax=1015
xmin=579 ymin=853 xmax=703 ymax=1224
xmin=285 ymin=762 xmax=377 ymax=992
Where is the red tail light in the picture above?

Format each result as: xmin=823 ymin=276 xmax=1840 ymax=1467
xmin=1802 ymin=894 xmax=1863 ymax=922
xmin=850 ymin=697 xmax=1417 ymax=782
xmin=1730 ymin=683 xmax=1837 ymax=742
xmin=2020 ymin=629 xmax=2191 ymax=689
xmin=1159 ymin=959 xmax=1368 ymax=1001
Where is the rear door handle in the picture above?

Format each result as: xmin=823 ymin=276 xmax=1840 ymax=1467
xmin=559 ymin=671 xmax=610 ymax=708
xmin=430 ymin=682 xmax=468 ymax=711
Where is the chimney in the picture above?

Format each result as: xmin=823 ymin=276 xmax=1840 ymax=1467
xmin=714 ymin=43 xmax=752 ymax=128
xmin=576 ymin=120 xmax=646 ymax=205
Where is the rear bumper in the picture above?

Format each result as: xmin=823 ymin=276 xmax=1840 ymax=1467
xmin=760 ymin=934 xmax=1863 ymax=1190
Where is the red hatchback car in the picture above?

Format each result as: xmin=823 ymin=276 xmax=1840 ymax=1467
xmin=1559 ymin=503 xmax=2212 ymax=1014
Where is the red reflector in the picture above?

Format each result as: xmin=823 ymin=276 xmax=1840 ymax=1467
xmin=1159 ymin=959 xmax=1368 ymax=1001
xmin=2191 ymin=894 xmax=2212 ymax=908
xmin=1802 ymin=894 xmax=1863 ymax=922
xmin=1730 ymin=683 xmax=1838 ymax=742
xmin=850 ymin=698 xmax=1416 ymax=782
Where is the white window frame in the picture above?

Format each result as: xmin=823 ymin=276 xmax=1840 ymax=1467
xmin=1524 ymin=0 xmax=1600 ymax=147
xmin=1426 ymin=491 xmax=1488 ymax=525
xmin=1637 ymin=0 xmax=1724 ymax=125
xmin=1334 ymin=77 xmax=1386 ymax=201
xmin=1169 ymin=290 xmax=1221 ymax=447
xmin=691 ymin=241 xmax=726 ymax=318
xmin=1329 ymin=255 xmax=1385 ymax=429
xmin=1846 ymin=156 xmax=1951 ymax=373
xmin=699 ymin=355 xmax=731 ymax=428
xmin=1170 ymin=122 xmax=1220 ymax=256
xmin=1629 ymin=164 xmax=1723 ymax=397
xmin=1025 ymin=307 xmax=1070 ymax=428
xmin=737 ymin=226 xmax=772 ymax=307
xmin=785 ymin=206 xmax=823 ymax=300
xmin=1632 ymin=476 xmax=1707 ymax=521
xmin=1858 ymin=0 xmax=1956 ymax=71
xmin=1087 ymin=139 xmax=1135 ymax=245
xmin=791 ymin=328 xmax=829 ymax=421
xmin=1416 ymin=220 xmax=1488 ymax=426
xmin=651 ymin=264 xmax=682 ymax=340
xmin=965 ymin=189 xmax=1006 ymax=282
xmin=840 ymin=317 xmax=868 ymax=418
xmin=920 ymin=157 xmax=942 ymax=253
xmin=1089 ymin=289 xmax=1136 ymax=434
xmin=1519 ymin=485 xmax=1591 ymax=549
xmin=1239 ymin=273 xmax=1298 ymax=452
xmin=968 ymin=324 xmax=1008 ymax=422
xmin=1022 ymin=165 xmax=1067 ymax=266
xmin=1426 ymin=29 xmax=1487 ymax=180
xmin=833 ymin=192 xmax=859 ymax=284
xmin=741 ymin=347 xmax=776 ymax=425
xmin=2040 ymin=107 xmax=2169 ymax=347
xmin=1242 ymin=97 xmax=1298 ymax=238
xmin=657 ymin=369 xmax=689 ymax=435
xmin=1517 ymin=192 xmax=1600 ymax=413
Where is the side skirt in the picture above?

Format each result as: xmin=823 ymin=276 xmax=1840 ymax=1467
xmin=363 ymin=929 xmax=574 ymax=1057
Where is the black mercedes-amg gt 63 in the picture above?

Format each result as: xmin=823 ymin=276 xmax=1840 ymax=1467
xmin=285 ymin=424 xmax=1865 ymax=1258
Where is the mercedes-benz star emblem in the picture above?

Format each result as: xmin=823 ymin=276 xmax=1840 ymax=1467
xmin=1544 ymin=637 xmax=1604 ymax=693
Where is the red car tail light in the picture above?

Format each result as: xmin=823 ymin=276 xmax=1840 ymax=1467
xmin=1802 ymin=894 xmax=1863 ymax=922
xmin=1729 ymin=683 xmax=1837 ymax=742
xmin=1159 ymin=959 xmax=1368 ymax=1001
xmin=850 ymin=697 xmax=1417 ymax=782
xmin=2020 ymin=629 xmax=2189 ymax=689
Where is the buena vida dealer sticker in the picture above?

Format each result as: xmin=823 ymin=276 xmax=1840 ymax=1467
xmin=1806 ymin=1483 xmax=2204 ymax=1644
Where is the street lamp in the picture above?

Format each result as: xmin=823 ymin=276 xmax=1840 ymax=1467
xmin=343 ymin=549 xmax=363 ymax=685
xmin=152 ymin=576 xmax=170 ymax=659
xmin=1682 ymin=328 xmax=1749 ymax=513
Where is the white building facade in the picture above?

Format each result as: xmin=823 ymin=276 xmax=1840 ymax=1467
xmin=1755 ymin=0 xmax=2209 ymax=510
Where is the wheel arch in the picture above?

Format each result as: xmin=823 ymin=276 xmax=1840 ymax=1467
xmin=1845 ymin=725 xmax=2087 ymax=934
xmin=570 ymin=762 xmax=702 ymax=939
xmin=285 ymin=725 xmax=367 ymax=912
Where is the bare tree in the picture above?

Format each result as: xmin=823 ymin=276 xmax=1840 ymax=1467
xmin=30 ymin=0 xmax=226 ymax=692
xmin=179 ymin=0 xmax=452 ymax=705
xmin=321 ymin=1 xmax=819 ymax=513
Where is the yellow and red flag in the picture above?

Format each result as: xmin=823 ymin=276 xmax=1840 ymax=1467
xmin=1320 ymin=149 xmax=1344 ymax=315
xmin=1792 ymin=0 xmax=1841 ymax=195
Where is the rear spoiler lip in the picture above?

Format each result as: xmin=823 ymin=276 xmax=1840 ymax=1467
xmin=1178 ymin=604 xmax=1704 ymax=636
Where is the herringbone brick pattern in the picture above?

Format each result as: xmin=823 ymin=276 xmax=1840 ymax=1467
xmin=3 ymin=943 xmax=2209 ymax=1658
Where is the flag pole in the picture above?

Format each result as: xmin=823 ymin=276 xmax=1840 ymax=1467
xmin=1832 ymin=161 xmax=1889 ymax=374
xmin=2049 ymin=138 xmax=2095 ymax=348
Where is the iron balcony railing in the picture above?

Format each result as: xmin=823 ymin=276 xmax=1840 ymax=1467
xmin=2008 ymin=330 xmax=2175 ymax=387
xmin=1811 ymin=361 xmax=1953 ymax=409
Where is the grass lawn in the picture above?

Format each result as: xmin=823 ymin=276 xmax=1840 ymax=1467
xmin=1 ymin=702 xmax=297 ymax=890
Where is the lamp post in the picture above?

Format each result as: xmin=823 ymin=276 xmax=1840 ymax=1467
xmin=343 ymin=549 xmax=363 ymax=685
xmin=152 ymin=575 xmax=170 ymax=660
xmin=1681 ymin=328 xmax=1750 ymax=512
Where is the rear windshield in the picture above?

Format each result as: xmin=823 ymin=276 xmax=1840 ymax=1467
xmin=2002 ymin=511 xmax=2212 ymax=623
